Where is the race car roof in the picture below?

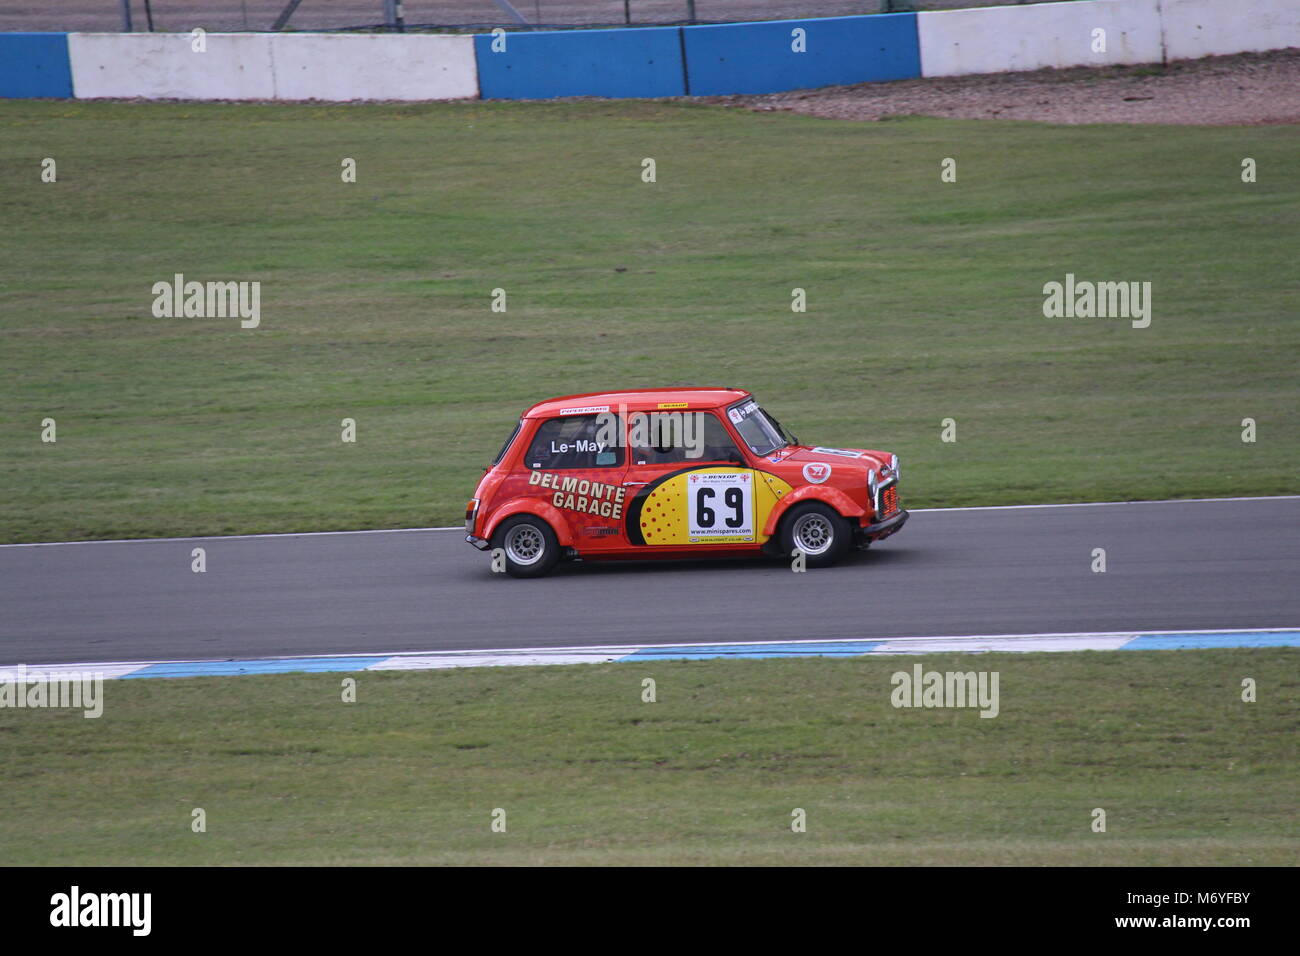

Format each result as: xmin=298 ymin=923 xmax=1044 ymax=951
xmin=522 ymin=387 xmax=751 ymax=419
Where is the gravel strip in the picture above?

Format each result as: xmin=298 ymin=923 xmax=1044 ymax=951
xmin=702 ymin=49 xmax=1300 ymax=126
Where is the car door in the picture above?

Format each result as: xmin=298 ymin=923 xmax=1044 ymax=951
xmin=518 ymin=411 xmax=631 ymax=552
xmin=621 ymin=410 xmax=763 ymax=548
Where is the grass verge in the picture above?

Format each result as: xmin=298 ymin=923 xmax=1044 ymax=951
xmin=1 ymin=649 xmax=1294 ymax=865
xmin=2 ymin=101 xmax=1296 ymax=541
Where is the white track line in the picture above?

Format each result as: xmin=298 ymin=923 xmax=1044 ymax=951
xmin=1 ymin=495 xmax=1295 ymax=548
xmin=0 ymin=526 xmax=462 ymax=548
xmin=908 ymin=495 xmax=1299 ymax=513
xmin=13 ymin=627 xmax=1300 ymax=671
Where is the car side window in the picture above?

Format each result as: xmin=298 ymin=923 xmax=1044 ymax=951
xmin=525 ymin=415 xmax=624 ymax=470
xmin=492 ymin=421 xmax=522 ymax=465
xmin=630 ymin=412 xmax=743 ymax=465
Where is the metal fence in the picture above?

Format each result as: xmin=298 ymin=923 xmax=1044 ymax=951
xmin=2 ymin=0 xmax=1062 ymax=33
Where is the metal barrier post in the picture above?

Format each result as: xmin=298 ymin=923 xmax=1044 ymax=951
xmin=272 ymin=0 xmax=305 ymax=30
xmin=384 ymin=0 xmax=407 ymax=33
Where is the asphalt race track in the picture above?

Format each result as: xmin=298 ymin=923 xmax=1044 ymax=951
xmin=1 ymin=498 xmax=1296 ymax=666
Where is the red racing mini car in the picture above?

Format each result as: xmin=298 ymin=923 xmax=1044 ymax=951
xmin=465 ymin=387 xmax=908 ymax=577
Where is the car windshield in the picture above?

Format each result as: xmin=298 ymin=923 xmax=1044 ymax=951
xmin=727 ymin=399 xmax=789 ymax=457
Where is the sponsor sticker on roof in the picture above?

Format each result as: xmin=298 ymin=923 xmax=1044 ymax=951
xmin=558 ymin=405 xmax=610 ymax=415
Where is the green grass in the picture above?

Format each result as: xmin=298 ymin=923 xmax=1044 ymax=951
xmin=1 ymin=101 xmax=1296 ymax=542
xmin=0 ymin=650 xmax=1294 ymax=865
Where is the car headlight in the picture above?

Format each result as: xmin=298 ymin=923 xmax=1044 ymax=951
xmin=890 ymin=454 xmax=899 ymax=480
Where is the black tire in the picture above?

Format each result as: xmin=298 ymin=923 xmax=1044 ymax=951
xmin=490 ymin=515 xmax=561 ymax=578
xmin=779 ymin=502 xmax=852 ymax=569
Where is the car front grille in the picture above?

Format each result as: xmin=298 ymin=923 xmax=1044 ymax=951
xmin=880 ymin=484 xmax=899 ymax=517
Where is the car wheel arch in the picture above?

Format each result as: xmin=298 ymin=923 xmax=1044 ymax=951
xmin=763 ymin=485 xmax=864 ymax=538
xmin=483 ymin=500 xmax=575 ymax=547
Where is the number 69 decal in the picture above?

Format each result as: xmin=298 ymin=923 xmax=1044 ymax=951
xmin=688 ymin=472 xmax=754 ymax=543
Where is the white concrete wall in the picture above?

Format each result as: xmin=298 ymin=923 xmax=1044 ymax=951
xmin=70 ymin=33 xmax=276 ymax=100
xmin=1160 ymin=0 xmax=1300 ymax=60
xmin=919 ymin=0 xmax=1164 ymax=77
xmin=69 ymin=32 xmax=478 ymax=101
xmin=270 ymin=34 xmax=477 ymax=101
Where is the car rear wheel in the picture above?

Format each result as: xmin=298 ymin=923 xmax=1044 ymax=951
xmin=780 ymin=502 xmax=851 ymax=568
xmin=491 ymin=515 xmax=561 ymax=578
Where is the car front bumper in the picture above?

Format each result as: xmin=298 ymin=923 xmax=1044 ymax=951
xmin=857 ymin=508 xmax=909 ymax=545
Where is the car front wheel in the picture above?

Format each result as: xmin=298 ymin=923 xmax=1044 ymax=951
xmin=490 ymin=515 xmax=561 ymax=578
xmin=780 ymin=502 xmax=851 ymax=569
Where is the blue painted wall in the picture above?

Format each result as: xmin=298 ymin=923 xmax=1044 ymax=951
xmin=474 ymin=27 xmax=686 ymax=100
xmin=681 ymin=14 xmax=920 ymax=96
xmin=0 ymin=33 xmax=73 ymax=98
xmin=6 ymin=18 xmax=921 ymax=102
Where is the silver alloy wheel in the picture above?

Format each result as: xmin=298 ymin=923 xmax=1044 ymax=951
xmin=791 ymin=512 xmax=834 ymax=556
xmin=504 ymin=523 xmax=545 ymax=565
